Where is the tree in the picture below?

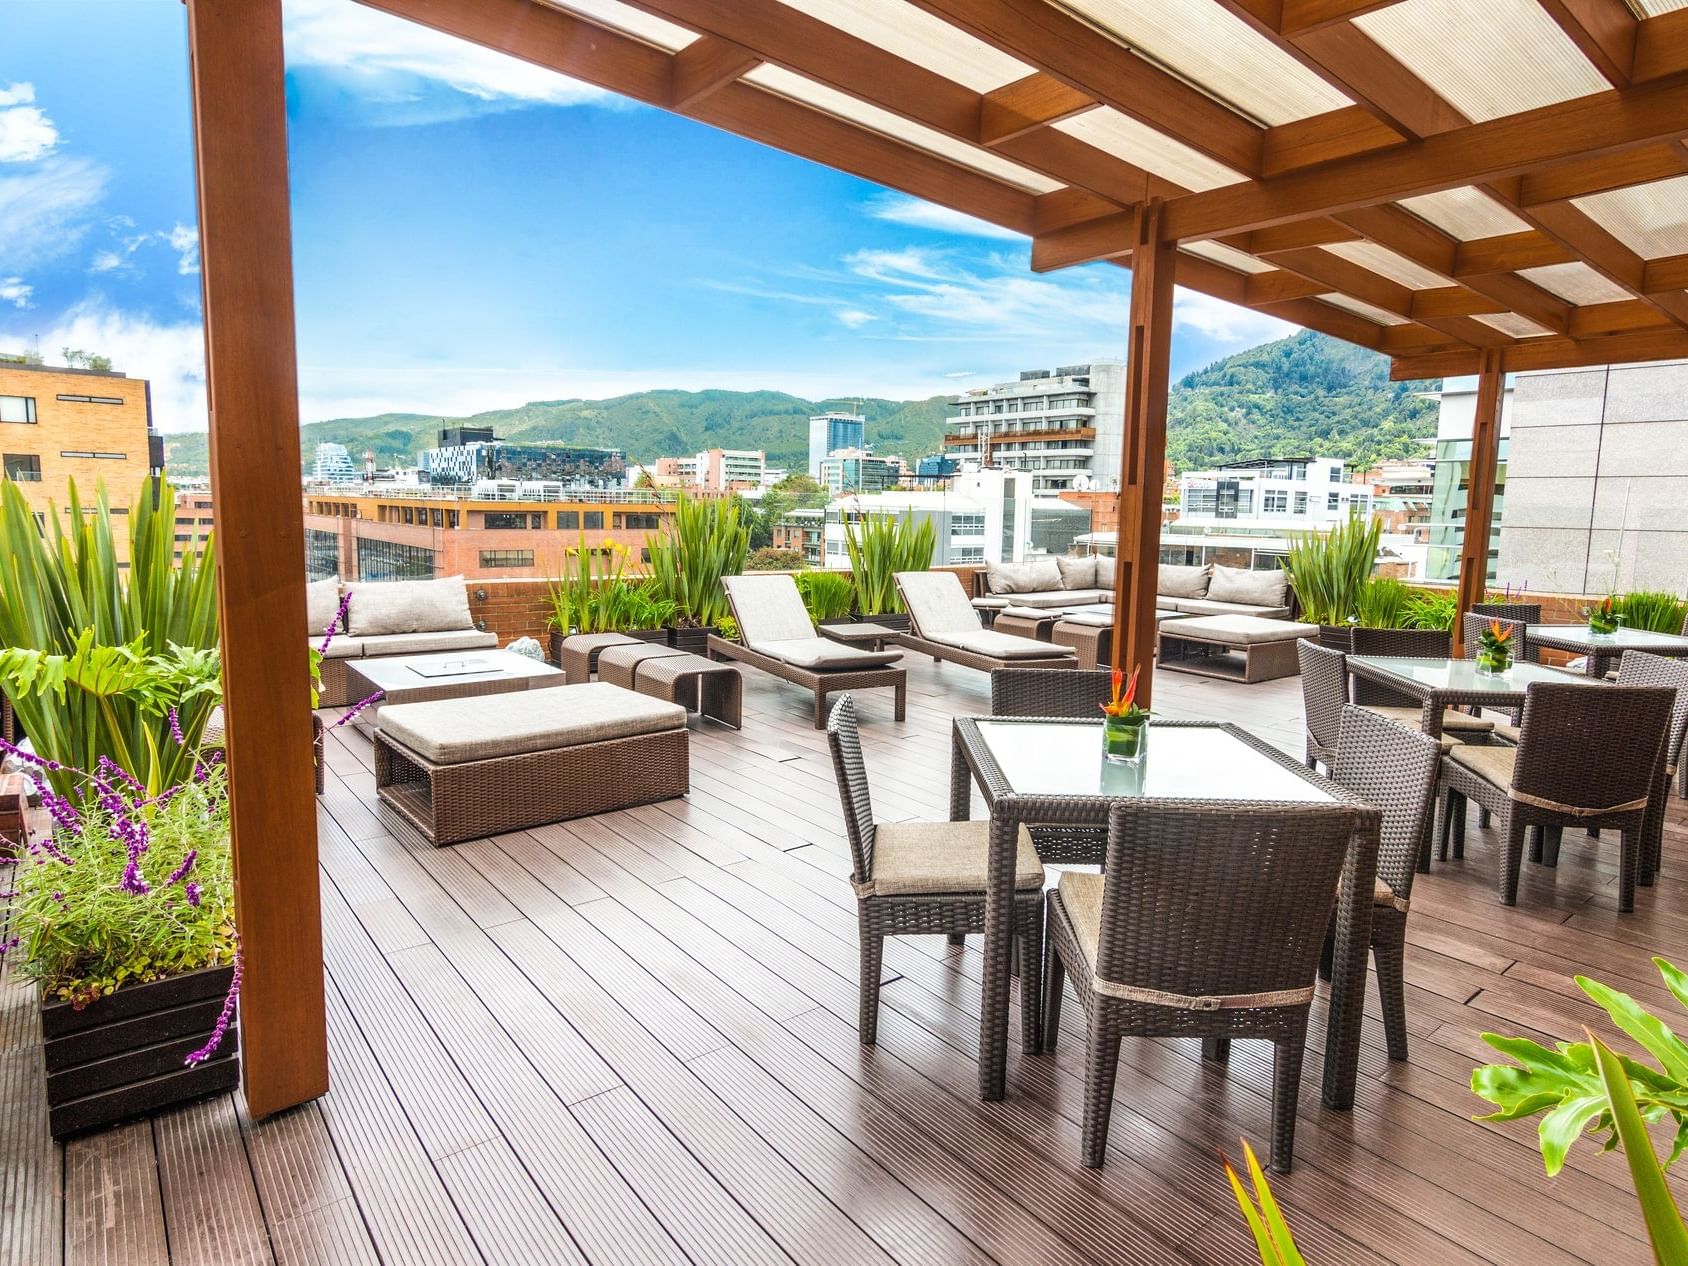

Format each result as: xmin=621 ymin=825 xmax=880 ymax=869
xmin=61 ymin=348 xmax=113 ymax=372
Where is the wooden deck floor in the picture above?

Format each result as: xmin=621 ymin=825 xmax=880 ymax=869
xmin=3 ymin=656 xmax=1683 ymax=1264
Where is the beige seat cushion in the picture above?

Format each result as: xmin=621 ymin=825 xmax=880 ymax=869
xmin=379 ymin=682 xmax=684 ymax=765
xmin=1491 ymin=722 xmax=1521 ymax=744
xmin=313 ymin=635 xmax=367 ymax=660
xmin=1164 ymin=615 xmax=1319 ymax=646
xmin=347 ymin=577 xmax=474 ymax=636
xmin=1166 ymin=598 xmax=1292 ymax=619
xmin=1365 ymin=704 xmax=1495 ymax=734
xmin=1057 ymin=611 xmax=1114 ymax=629
xmin=1157 ymin=563 xmax=1211 ymax=600
xmin=306 ymin=577 xmax=341 ymax=638
xmin=723 ymin=574 xmax=816 ymax=645
xmin=863 ymin=820 xmax=1043 ymax=897
xmin=1449 ymin=742 xmax=1516 ymax=789
xmin=359 ymin=628 xmax=499 ymax=657
xmin=932 ymin=630 xmax=1076 ymax=660
xmin=1208 ymin=565 xmax=1289 ymax=608
xmin=999 ymin=589 xmax=1109 ymax=608
xmin=897 ymin=571 xmax=983 ymax=636
xmin=752 ymin=639 xmax=902 ymax=670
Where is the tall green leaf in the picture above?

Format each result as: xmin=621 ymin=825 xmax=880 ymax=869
xmin=1590 ymin=1034 xmax=1688 ymax=1266
xmin=646 ymin=494 xmax=750 ymax=627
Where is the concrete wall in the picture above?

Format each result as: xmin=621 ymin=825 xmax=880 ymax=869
xmin=1498 ymin=361 xmax=1688 ymax=595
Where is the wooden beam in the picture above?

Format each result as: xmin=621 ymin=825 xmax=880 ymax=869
xmin=1030 ymin=210 xmax=1139 ymax=272
xmin=1633 ymin=8 xmax=1688 ymax=81
xmin=1390 ymin=324 xmax=1688 ymax=378
xmin=1644 ymin=253 xmax=1688 ymax=294
xmin=978 ymin=73 xmax=1097 ymax=146
xmin=1261 ymin=106 xmax=1405 ymax=178
xmin=1454 ymin=349 xmax=1505 ymax=653
xmin=668 ymin=35 xmax=759 ymax=110
xmin=1497 ymin=194 xmax=1688 ymax=329
xmin=1514 ymin=143 xmax=1688 ymax=205
xmin=1112 ymin=200 xmax=1175 ymax=707
xmin=1453 ymin=231 xmax=1576 ymax=276
xmin=185 ymin=0 xmax=327 ymax=1119
xmin=1535 ymin=0 xmax=1636 ymax=88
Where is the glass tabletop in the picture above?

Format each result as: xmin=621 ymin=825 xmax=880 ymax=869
xmin=972 ymin=721 xmax=1333 ymax=803
xmin=1527 ymin=625 xmax=1688 ymax=651
xmin=1347 ymin=655 xmax=1599 ymax=694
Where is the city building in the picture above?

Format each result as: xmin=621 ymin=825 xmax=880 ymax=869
xmin=650 ymin=455 xmax=698 ymax=488
xmin=771 ymin=506 xmax=824 ymax=566
xmin=0 ymin=357 xmax=157 ymax=558
xmin=807 ymin=411 xmax=865 ymax=477
xmin=312 ymin=442 xmax=360 ymax=483
xmin=817 ymin=448 xmax=898 ymax=495
xmin=695 ymin=448 xmax=765 ymax=491
xmin=302 ymin=483 xmax=680 ymax=582
xmin=943 ymin=361 xmax=1124 ymax=494
xmin=913 ymin=454 xmax=960 ymax=485
xmin=173 ymin=488 xmax=215 ymax=563
xmin=418 ymin=429 xmax=625 ymax=488
xmin=1436 ymin=361 xmax=1688 ymax=595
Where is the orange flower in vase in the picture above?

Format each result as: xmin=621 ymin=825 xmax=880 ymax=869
xmin=1475 ymin=619 xmax=1513 ymax=675
xmin=1585 ymin=594 xmax=1623 ymax=636
xmin=1100 ymin=666 xmax=1150 ymax=762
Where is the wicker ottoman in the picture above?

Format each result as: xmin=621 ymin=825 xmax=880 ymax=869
xmin=373 ymin=683 xmax=689 ymax=845
xmin=597 ymin=641 xmax=688 ymax=690
xmin=557 ymin=632 xmax=641 ymax=682
xmin=1158 ymin=615 xmax=1319 ymax=683
xmin=631 ymin=652 xmax=742 ymax=729
xmin=1050 ymin=611 xmax=1112 ymax=669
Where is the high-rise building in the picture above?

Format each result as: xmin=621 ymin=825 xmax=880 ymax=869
xmin=313 ymin=442 xmax=360 ymax=483
xmin=942 ymin=361 xmax=1125 ymax=494
xmin=817 ymin=448 xmax=897 ymax=495
xmin=0 ymin=357 xmax=156 ymax=556
xmin=808 ymin=411 xmax=865 ymax=477
xmin=694 ymin=448 xmax=765 ymax=491
xmin=418 ymin=434 xmax=625 ymax=487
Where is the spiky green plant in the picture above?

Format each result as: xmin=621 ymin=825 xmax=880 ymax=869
xmin=545 ymin=537 xmax=634 ymax=634
xmin=1283 ymin=510 xmax=1381 ymax=626
xmin=1405 ymin=586 xmax=1459 ymax=632
xmin=0 ymin=476 xmax=219 ymax=796
xmin=795 ymin=570 xmax=855 ymax=623
xmin=1355 ymin=576 xmax=1414 ymax=628
xmin=1617 ymin=591 xmax=1688 ymax=634
xmin=845 ymin=512 xmax=936 ymax=616
xmin=1223 ymin=1139 xmax=1305 ymax=1265
xmin=646 ymin=495 xmax=750 ymax=628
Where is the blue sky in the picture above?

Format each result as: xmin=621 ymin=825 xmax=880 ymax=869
xmin=1 ymin=0 xmax=1296 ymax=433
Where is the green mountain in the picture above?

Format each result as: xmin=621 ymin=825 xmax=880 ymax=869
xmin=159 ymin=331 xmax=1438 ymax=479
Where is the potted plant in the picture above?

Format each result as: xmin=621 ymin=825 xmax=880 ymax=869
xmin=622 ymin=579 xmax=678 ymax=646
xmin=545 ymin=538 xmax=639 ymax=663
xmin=1100 ymin=666 xmax=1149 ymax=763
xmin=1585 ymin=593 xmax=1625 ymax=637
xmin=795 ymin=570 xmax=856 ymax=627
xmin=1615 ymin=590 xmax=1688 ymax=633
xmin=1283 ymin=510 xmax=1380 ymax=648
xmin=844 ymin=511 xmax=936 ymax=633
xmin=647 ymin=495 xmax=749 ymax=654
xmin=1474 ymin=618 xmax=1514 ymax=675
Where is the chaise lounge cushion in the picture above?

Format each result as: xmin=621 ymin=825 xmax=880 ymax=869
xmin=358 ymin=628 xmax=500 ymax=657
xmin=306 ymin=577 xmax=341 ymax=638
xmin=1056 ymin=555 xmax=1098 ymax=589
xmin=347 ymin=576 xmax=475 ymax=637
xmin=930 ymin=630 xmax=1076 ymax=660
xmin=1157 ymin=564 xmax=1210 ymax=599
xmin=1164 ymin=597 xmax=1292 ymax=619
xmin=1207 ymin=565 xmax=1289 ymax=609
xmin=1165 ymin=615 xmax=1319 ymax=646
xmin=750 ymin=639 xmax=902 ymax=671
xmin=997 ymin=588 xmax=1110 ymax=608
xmin=863 ymin=820 xmax=1044 ymax=897
xmin=378 ymin=682 xmax=684 ymax=766
xmin=898 ymin=571 xmax=982 ymax=635
xmin=986 ymin=558 xmax=1062 ymax=595
xmin=723 ymin=574 xmax=819 ymax=646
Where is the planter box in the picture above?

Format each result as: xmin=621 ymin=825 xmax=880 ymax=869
xmin=41 ymin=965 xmax=238 ymax=1139
xmin=667 ymin=625 xmax=719 ymax=656
xmin=1318 ymin=625 xmax=1354 ymax=652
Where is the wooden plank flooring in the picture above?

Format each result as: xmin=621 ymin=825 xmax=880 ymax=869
xmin=4 ymin=656 xmax=1685 ymax=1264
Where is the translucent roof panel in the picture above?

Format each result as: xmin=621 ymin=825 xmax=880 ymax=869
xmin=1182 ymin=240 xmax=1274 ymax=274
xmin=1356 ymin=0 xmax=1609 ymax=122
xmin=1398 ymin=187 xmax=1530 ymax=241
xmin=1473 ymin=312 xmax=1556 ymax=339
xmin=1628 ymin=0 xmax=1688 ymax=13
xmin=546 ymin=0 xmax=696 ymax=51
xmin=1320 ymin=293 xmax=1409 ymax=326
xmin=772 ymin=0 xmax=1029 ymax=93
xmin=744 ymin=66 xmax=1064 ymax=193
xmin=1056 ymin=0 xmax=1351 ymax=125
xmin=1519 ymin=262 xmax=1634 ymax=305
xmin=1323 ymin=240 xmax=1450 ymax=289
xmin=1054 ymin=106 xmax=1247 ymax=192
xmin=1573 ymin=176 xmax=1688 ymax=259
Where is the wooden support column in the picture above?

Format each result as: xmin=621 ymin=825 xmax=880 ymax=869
xmin=1453 ymin=347 xmax=1506 ymax=654
xmin=186 ymin=0 xmax=328 ymax=1118
xmin=1110 ymin=199 xmax=1175 ymax=707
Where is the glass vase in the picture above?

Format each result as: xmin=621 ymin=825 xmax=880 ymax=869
xmin=1588 ymin=613 xmax=1621 ymax=637
xmin=1475 ymin=648 xmax=1510 ymax=676
xmin=1102 ymin=716 xmax=1148 ymax=764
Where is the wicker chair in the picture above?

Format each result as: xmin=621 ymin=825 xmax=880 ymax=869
xmin=989 ymin=667 xmax=1113 ymax=867
xmin=1349 ymin=626 xmax=1494 ymax=740
xmin=1434 ymin=683 xmax=1673 ymax=910
xmin=826 ymin=695 xmax=1046 ymax=1046
xmin=1297 ymin=640 xmax=1347 ymax=771
xmin=1327 ymin=706 xmax=1440 ymax=1061
xmin=1610 ymin=652 xmax=1688 ymax=881
xmin=1461 ymin=612 xmax=1530 ymax=726
xmin=1042 ymin=797 xmax=1359 ymax=1172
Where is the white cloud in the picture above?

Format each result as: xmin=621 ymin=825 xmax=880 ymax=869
xmin=0 ymin=157 xmax=108 ymax=268
xmin=282 ymin=0 xmax=620 ymax=114
xmin=35 ymin=302 xmax=207 ymax=432
xmin=166 ymin=224 xmax=200 ymax=276
xmin=1172 ymin=287 xmax=1295 ymax=344
xmin=0 ymin=277 xmax=32 ymax=309
xmin=0 ymin=83 xmax=58 ymax=163
xmin=834 ymin=308 xmax=875 ymax=328
xmin=844 ymin=247 xmax=1128 ymax=339
xmin=865 ymin=194 xmax=1026 ymax=242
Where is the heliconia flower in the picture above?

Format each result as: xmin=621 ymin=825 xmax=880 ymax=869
xmin=167 ymin=849 xmax=197 ymax=885
xmin=168 ymin=706 xmax=185 ymax=746
xmin=1487 ymin=620 xmax=1512 ymax=644
xmin=184 ymin=950 xmax=240 ymax=1065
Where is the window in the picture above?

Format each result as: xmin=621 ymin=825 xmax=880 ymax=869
xmin=356 ymin=538 xmax=435 ymax=581
xmin=304 ymin=528 xmax=339 ymax=580
xmin=583 ymin=511 xmax=603 ymax=530
xmin=0 ymin=395 xmax=36 ymax=424
xmin=402 ymin=507 xmax=415 ymax=525
xmin=484 ymin=511 xmax=539 ymax=529
xmin=431 ymin=509 xmax=444 ymax=528
xmin=557 ymin=510 xmax=579 ymax=530
xmin=1327 ymin=491 xmax=1340 ymax=510
xmin=615 ymin=512 xmax=661 ymax=530
xmin=1263 ymin=489 xmax=1287 ymax=513
xmin=55 ymin=393 xmax=124 ymax=405
xmin=1293 ymin=491 xmax=1307 ymax=514
xmin=3 ymin=453 xmax=40 ymax=482
xmin=478 ymin=549 xmax=534 ymax=568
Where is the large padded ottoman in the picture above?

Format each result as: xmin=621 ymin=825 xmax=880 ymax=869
xmin=1158 ymin=615 xmax=1319 ymax=684
xmin=373 ymin=682 xmax=689 ymax=845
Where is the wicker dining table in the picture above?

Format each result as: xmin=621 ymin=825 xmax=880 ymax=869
xmin=1347 ymin=655 xmax=1605 ymax=737
xmin=949 ymin=717 xmax=1381 ymax=1108
xmin=1526 ymin=625 xmax=1688 ymax=679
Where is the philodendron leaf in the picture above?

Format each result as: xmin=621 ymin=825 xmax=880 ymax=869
xmin=1538 ymin=1095 xmax=1610 ymax=1177
xmin=1655 ymin=958 xmax=1688 ymax=1018
xmin=1578 ymin=976 xmax=1688 ymax=1084
xmin=1590 ymin=1033 xmax=1688 ymax=1264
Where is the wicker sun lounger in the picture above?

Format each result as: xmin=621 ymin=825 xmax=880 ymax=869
xmin=706 ymin=575 xmax=906 ymax=728
xmin=892 ymin=571 xmax=1078 ymax=674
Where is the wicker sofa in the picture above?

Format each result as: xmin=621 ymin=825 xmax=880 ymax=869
xmin=309 ymin=576 xmax=497 ymax=707
xmin=972 ymin=559 xmax=1293 ymax=621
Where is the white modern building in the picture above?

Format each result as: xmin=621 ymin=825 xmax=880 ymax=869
xmin=694 ymin=448 xmax=765 ymax=491
xmin=942 ymin=361 xmax=1125 ymax=494
xmin=808 ymin=411 xmax=866 ymax=477
xmin=312 ymin=442 xmax=359 ymax=484
xmin=1176 ymin=457 xmax=1371 ymax=530
xmin=817 ymin=448 xmax=898 ymax=495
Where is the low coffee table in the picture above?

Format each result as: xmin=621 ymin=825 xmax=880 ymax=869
xmin=818 ymin=622 xmax=904 ymax=652
xmin=345 ymin=649 xmax=564 ymax=736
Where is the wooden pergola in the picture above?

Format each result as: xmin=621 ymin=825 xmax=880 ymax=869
xmin=184 ymin=0 xmax=1688 ymax=1115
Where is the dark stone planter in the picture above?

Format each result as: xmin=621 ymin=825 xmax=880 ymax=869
xmin=42 ymin=964 xmax=239 ymax=1139
xmin=549 ymin=629 xmax=565 ymax=668
xmin=667 ymin=625 xmax=719 ymax=655
xmin=628 ymin=629 xmax=669 ymax=645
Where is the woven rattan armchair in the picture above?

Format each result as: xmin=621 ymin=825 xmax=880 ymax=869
xmin=1042 ymin=797 xmax=1359 ymax=1172
xmin=1327 ymin=706 xmax=1440 ymax=1061
xmin=1298 ymin=640 xmax=1347 ymax=770
xmin=989 ymin=667 xmax=1113 ymax=868
xmin=1434 ymin=682 xmax=1673 ymax=910
xmin=1347 ymin=625 xmax=1494 ymax=742
xmin=1611 ymin=652 xmax=1688 ymax=880
xmin=826 ymin=695 xmax=1045 ymax=1046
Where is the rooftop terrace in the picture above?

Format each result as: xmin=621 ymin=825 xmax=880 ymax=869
xmin=3 ymin=657 xmax=1677 ymax=1264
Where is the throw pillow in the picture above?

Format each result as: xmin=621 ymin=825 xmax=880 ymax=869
xmin=1156 ymin=564 xmax=1211 ymax=599
xmin=305 ymin=577 xmax=341 ymax=639
xmin=1207 ymin=565 xmax=1289 ymax=608
xmin=1056 ymin=555 xmax=1098 ymax=589
xmin=347 ymin=575 xmax=475 ymax=636
xmin=987 ymin=557 xmax=1062 ymax=595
